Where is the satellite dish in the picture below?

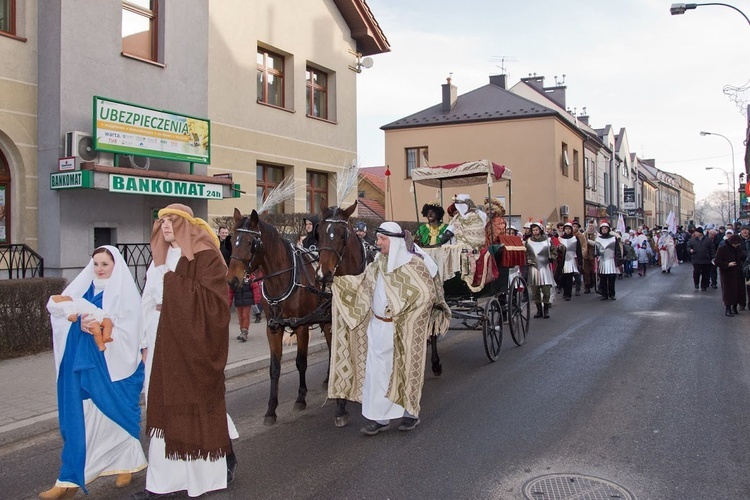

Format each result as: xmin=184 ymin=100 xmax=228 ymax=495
xmin=78 ymin=135 xmax=97 ymax=161
xmin=361 ymin=57 xmax=374 ymax=69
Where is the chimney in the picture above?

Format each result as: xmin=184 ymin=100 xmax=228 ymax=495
xmin=544 ymin=86 xmax=566 ymax=109
xmin=442 ymin=76 xmax=457 ymax=113
xmin=578 ymin=115 xmax=589 ymax=126
xmin=643 ymin=159 xmax=656 ymax=168
xmin=520 ymin=75 xmax=545 ymax=91
xmin=489 ymin=74 xmax=507 ymax=89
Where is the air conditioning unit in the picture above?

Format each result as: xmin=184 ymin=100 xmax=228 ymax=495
xmin=560 ymin=204 xmax=570 ymax=216
xmin=64 ymin=131 xmax=114 ymax=166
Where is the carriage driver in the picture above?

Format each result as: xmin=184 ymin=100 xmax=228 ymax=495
xmin=327 ymin=222 xmax=450 ymax=435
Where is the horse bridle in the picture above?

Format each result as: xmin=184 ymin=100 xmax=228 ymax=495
xmin=319 ymin=218 xmax=367 ymax=278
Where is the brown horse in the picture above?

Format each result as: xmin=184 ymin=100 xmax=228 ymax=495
xmin=227 ymin=208 xmax=331 ymax=426
xmin=316 ymin=203 xmax=442 ymax=426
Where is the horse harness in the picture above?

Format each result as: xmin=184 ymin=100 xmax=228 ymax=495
xmin=320 ymin=217 xmax=368 ymax=277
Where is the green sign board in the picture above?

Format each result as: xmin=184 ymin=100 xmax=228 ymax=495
xmin=93 ymin=96 xmax=210 ymax=164
xmin=50 ymin=170 xmax=94 ymax=190
xmin=109 ymin=174 xmax=224 ymax=200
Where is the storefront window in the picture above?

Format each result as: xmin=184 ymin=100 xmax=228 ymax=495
xmin=0 ymin=150 xmax=10 ymax=243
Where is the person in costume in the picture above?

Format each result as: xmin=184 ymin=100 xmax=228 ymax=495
xmin=301 ymin=215 xmax=319 ymax=249
xmin=524 ymin=220 xmax=557 ymax=318
xmin=42 ymin=246 xmax=145 ymax=500
xmin=715 ymin=234 xmax=746 ymax=316
xmin=658 ymin=228 xmax=677 ymax=273
xmin=327 ymin=222 xmax=450 ymax=435
xmin=354 ymin=221 xmax=376 ymax=246
xmin=595 ymin=221 xmax=622 ymax=300
xmin=415 ymin=202 xmax=450 ymax=247
xmin=571 ymin=219 xmax=585 ymax=295
xmin=483 ymin=198 xmax=526 ymax=270
xmin=135 ymin=204 xmax=238 ymax=499
xmin=445 ymin=194 xmax=487 ymax=250
xmin=559 ymin=222 xmax=583 ymax=301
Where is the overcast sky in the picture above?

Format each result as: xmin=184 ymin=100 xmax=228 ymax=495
xmin=355 ymin=0 xmax=750 ymax=202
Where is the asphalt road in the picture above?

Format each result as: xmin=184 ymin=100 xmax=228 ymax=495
xmin=2 ymin=264 xmax=750 ymax=499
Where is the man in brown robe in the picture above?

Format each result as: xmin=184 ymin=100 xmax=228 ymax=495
xmin=134 ymin=203 xmax=237 ymax=500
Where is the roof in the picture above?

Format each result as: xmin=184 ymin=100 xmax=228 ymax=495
xmin=381 ymin=81 xmax=558 ymax=130
xmin=332 ymin=0 xmax=390 ymax=56
xmin=360 ymin=171 xmax=385 ymax=194
xmin=357 ymin=197 xmax=385 ymax=219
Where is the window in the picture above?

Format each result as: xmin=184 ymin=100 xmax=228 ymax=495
xmin=306 ymin=171 xmax=328 ymax=214
xmin=0 ymin=150 xmax=10 ymax=243
xmin=306 ymin=67 xmax=328 ymax=119
xmin=406 ymin=147 xmax=428 ymax=177
xmin=122 ymin=1 xmax=158 ymax=62
xmin=622 ymin=159 xmax=628 ymax=178
xmin=257 ymin=48 xmax=285 ymax=107
xmin=0 ymin=0 xmax=15 ymax=35
xmin=561 ymin=143 xmax=569 ymax=177
xmin=573 ymin=149 xmax=579 ymax=181
xmin=256 ymin=164 xmax=286 ymax=214
xmin=604 ymin=172 xmax=609 ymax=204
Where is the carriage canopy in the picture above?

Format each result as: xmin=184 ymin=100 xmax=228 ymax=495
xmin=411 ymin=159 xmax=511 ymax=187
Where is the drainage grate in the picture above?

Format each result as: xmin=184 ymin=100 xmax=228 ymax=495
xmin=523 ymin=474 xmax=635 ymax=500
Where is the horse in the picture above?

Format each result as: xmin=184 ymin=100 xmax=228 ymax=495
xmin=227 ymin=208 xmax=332 ymax=426
xmin=315 ymin=203 xmax=443 ymax=427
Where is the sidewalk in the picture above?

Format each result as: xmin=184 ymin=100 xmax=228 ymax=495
xmin=0 ymin=313 xmax=328 ymax=445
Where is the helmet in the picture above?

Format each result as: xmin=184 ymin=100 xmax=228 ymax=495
xmin=354 ymin=221 xmax=367 ymax=232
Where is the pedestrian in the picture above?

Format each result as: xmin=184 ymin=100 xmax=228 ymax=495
xmin=595 ymin=221 xmax=621 ymax=300
xmin=219 ymin=224 xmax=236 ymax=314
xmin=636 ymin=241 xmax=653 ymax=276
xmin=354 ymin=220 xmax=376 ymax=246
xmin=559 ymin=221 xmax=582 ymax=300
xmin=525 ymin=220 xmax=557 ymax=317
xmin=135 ymin=204 xmax=238 ymax=499
xmin=623 ymin=238 xmax=636 ymax=277
xmin=714 ymin=234 xmax=746 ymax=316
xmin=327 ymin=221 xmax=450 ymax=435
xmin=301 ymin=215 xmax=319 ymax=249
xmin=686 ymin=226 xmax=715 ymax=291
xmin=571 ymin=219 xmax=585 ymax=295
xmin=42 ymin=246 xmax=145 ymax=499
xmin=658 ymin=229 xmax=677 ymax=273
xmin=234 ymin=269 xmax=262 ymax=342
xmin=708 ymin=227 xmax=721 ymax=288
xmin=581 ymin=219 xmax=598 ymax=293
xmin=675 ymin=226 xmax=688 ymax=262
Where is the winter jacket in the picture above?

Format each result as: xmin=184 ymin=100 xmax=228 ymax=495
xmin=302 ymin=215 xmax=320 ymax=249
xmin=686 ymin=235 xmax=716 ymax=265
xmin=234 ymin=271 xmax=262 ymax=307
xmin=220 ymin=235 xmax=232 ymax=266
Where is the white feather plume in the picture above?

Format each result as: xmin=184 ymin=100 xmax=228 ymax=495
xmin=336 ymin=162 xmax=360 ymax=204
xmin=257 ymin=175 xmax=296 ymax=213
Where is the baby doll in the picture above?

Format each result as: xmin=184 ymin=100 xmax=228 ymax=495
xmin=50 ymin=295 xmax=113 ymax=351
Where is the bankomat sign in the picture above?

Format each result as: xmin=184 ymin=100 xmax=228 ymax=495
xmin=109 ymin=174 xmax=224 ymax=200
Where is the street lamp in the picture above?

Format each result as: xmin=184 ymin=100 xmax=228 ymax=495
xmin=706 ymin=167 xmax=735 ymax=224
xmin=702 ymin=131 xmax=737 ymax=223
xmin=670 ymin=3 xmax=750 ymax=26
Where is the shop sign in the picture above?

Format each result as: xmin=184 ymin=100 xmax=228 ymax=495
xmin=623 ymin=187 xmax=636 ymax=210
xmin=94 ymin=96 xmax=210 ymax=164
xmin=109 ymin=174 xmax=224 ymax=199
xmin=50 ymin=170 xmax=93 ymax=190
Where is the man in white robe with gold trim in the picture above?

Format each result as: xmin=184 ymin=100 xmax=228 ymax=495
xmin=328 ymin=222 xmax=450 ymax=435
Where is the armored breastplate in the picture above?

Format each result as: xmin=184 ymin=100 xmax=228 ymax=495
xmin=528 ymin=239 xmax=550 ymax=267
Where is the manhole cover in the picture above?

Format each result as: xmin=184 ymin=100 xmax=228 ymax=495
xmin=523 ymin=473 xmax=635 ymax=500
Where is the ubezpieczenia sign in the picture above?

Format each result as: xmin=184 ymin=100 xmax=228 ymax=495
xmin=94 ymin=96 xmax=210 ymax=164
xmin=109 ymin=174 xmax=224 ymax=200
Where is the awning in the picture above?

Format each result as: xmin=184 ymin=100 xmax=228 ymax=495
xmin=411 ymin=159 xmax=511 ymax=187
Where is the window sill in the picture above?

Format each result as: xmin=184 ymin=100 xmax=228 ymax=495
xmin=257 ymin=100 xmax=295 ymax=114
xmin=121 ymin=52 xmax=166 ymax=68
xmin=0 ymin=31 xmax=27 ymax=42
xmin=306 ymin=114 xmax=337 ymax=125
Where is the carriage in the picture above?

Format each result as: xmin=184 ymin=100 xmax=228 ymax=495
xmin=410 ymin=159 xmax=531 ymax=362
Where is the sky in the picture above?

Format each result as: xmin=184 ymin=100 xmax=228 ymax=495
xmin=355 ymin=0 xmax=750 ymax=203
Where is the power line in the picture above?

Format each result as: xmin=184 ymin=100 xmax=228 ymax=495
xmin=657 ymin=153 xmax=740 ymax=164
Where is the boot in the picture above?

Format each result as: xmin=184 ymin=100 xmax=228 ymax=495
xmin=236 ymin=329 xmax=248 ymax=342
xmin=726 ymin=306 xmax=734 ymax=317
xmin=254 ymin=313 xmax=262 ymax=323
xmin=543 ymin=304 xmax=550 ymax=319
xmin=38 ymin=486 xmax=79 ymax=500
xmin=732 ymin=305 xmax=739 ymax=315
xmin=533 ymin=303 xmax=543 ymax=318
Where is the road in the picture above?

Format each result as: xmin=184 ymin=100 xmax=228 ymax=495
xmin=2 ymin=264 xmax=750 ymax=499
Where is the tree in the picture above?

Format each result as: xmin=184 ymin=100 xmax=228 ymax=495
xmin=701 ymin=189 xmax=733 ymax=225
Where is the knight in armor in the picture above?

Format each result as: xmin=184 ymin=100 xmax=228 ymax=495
xmin=582 ymin=219 xmax=598 ymax=293
xmin=595 ymin=221 xmax=622 ymax=300
xmin=415 ymin=202 xmax=450 ymax=247
xmin=524 ymin=220 xmax=558 ymax=318
xmin=445 ymin=194 xmax=487 ymax=251
xmin=559 ymin=221 xmax=583 ymax=301
xmin=571 ymin=219 xmax=585 ymax=295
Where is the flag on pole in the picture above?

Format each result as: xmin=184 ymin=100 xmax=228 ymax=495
xmin=616 ymin=213 xmax=626 ymax=235
xmin=666 ymin=211 xmax=677 ymax=235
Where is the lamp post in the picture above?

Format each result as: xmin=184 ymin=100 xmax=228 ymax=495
xmin=706 ymin=167 xmax=734 ymax=224
xmin=702 ymin=131 xmax=737 ymax=223
xmin=670 ymin=2 xmax=750 ymax=26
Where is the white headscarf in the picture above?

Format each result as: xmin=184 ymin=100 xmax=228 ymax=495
xmin=377 ymin=221 xmax=438 ymax=277
xmin=454 ymin=194 xmax=487 ymax=224
xmin=49 ymin=245 xmax=143 ymax=381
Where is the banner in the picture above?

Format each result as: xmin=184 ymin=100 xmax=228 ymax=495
xmin=94 ymin=96 xmax=210 ymax=164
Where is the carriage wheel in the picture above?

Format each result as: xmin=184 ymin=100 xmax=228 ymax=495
xmin=482 ymin=297 xmax=503 ymax=362
xmin=508 ymin=276 xmax=531 ymax=346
